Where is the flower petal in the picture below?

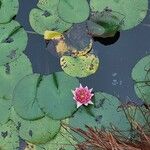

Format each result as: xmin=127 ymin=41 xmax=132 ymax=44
xmin=79 ymin=84 xmax=83 ymax=88
xmin=88 ymin=101 xmax=94 ymax=105
xmin=77 ymin=102 xmax=83 ymax=108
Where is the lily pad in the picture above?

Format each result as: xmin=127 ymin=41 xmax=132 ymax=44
xmin=11 ymin=109 xmax=61 ymax=144
xmin=125 ymin=106 xmax=150 ymax=132
xmin=0 ymin=121 xmax=19 ymax=150
xmin=13 ymin=74 xmax=45 ymax=120
xmin=0 ymin=99 xmax=11 ymax=125
xmin=134 ymin=83 xmax=150 ymax=104
xmin=37 ymin=0 xmax=59 ymax=14
xmin=29 ymin=0 xmax=72 ymax=35
xmin=132 ymin=55 xmax=150 ymax=104
xmin=0 ymin=0 xmax=19 ymax=23
xmin=58 ymin=0 xmax=90 ymax=23
xmin=64 ymin=22 xmax=92 ymax=51
xmin=89 ymin=10 xmax=123 ymax=37
xmin=90 ymin=0 xmax=148 ymax=30
xmin=86 ymin=20 xmax=105 ymax=37
xmin=0 ymin=54 xmax=32 ymax=100
xmin=0 ymin=20 xmax=28 ymax=65
xmin=69 ymin=92 xmax=131 ymax=141
xmin=46 ymin=37 xmax=69 ymax=57
xmin=37 ymin=72 xmax=80 ymax=120
xmin=0 ymin=54 xmax=32 ymax=124
xmin=36 ymin=120 xmax=76 ymax=150
xmin=132 ymin=55 xmax=150 ymax=82
xmin=60 ymin=54 xmax=99 ymax=78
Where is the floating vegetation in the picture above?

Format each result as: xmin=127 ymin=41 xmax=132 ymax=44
xmin=132 ymin=55 xmax=150 ymax=104
xmin=60 ymin=54 xmax=99 ymax=78
xmin=90 ymin=0 xmax=148 ymax=30
xmin=0 ymin=0 xmax=149 ymax=149
xmin=34 ymin=0 xmax=148 ymax=78
xmin=29 ymin=0 xmax=72 ymax=35
xmin=0 ymin=20 xmax=28 ymax=65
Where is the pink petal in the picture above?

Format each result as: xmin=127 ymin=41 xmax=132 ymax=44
xmin=88 ymin=101 xmax=94 ymax=105
xmin=85 ymin=86 xmax=88 ymax=90
xmin=89 ymin=88 xmax=93 ymax=92
xmin=79 ymin=84 xmax=83 ymax=88
xmin=77 ymin=102 xmax=83 ymax=108
xmin=73 ymin=97 xmax=76 ymax=100
xmin=71 ymin=90 xmax=75 ymax=95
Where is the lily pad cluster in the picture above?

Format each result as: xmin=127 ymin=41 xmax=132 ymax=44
xmin=29 ymin=0 xmax=148 ymax=78
xmin=12 ymin=72 xmax=149 ymax=149
xmin=132 ymin=55 xmax=150 ymax=104
xmin=0 ymin=0 xmax=149 ymax=149
xmin=11 ymin=71 xmax=80 ymax=149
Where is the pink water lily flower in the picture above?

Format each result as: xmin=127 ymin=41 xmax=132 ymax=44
xmin=72 ymin=84 xmax=94 ymax=108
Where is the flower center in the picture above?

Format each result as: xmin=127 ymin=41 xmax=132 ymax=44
xmin=76 ymin=89 xmax=90 ymax=103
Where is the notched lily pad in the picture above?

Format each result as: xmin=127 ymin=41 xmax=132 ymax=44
xmin=29 ymin=0 xmax=72 ymax=35
xmin=0 ymin=121 xmax=19 ymax=150
xmin=60 ymin=54 xmax=100 ymax=78
xmin=0 ymin=0 xmax=19 ymax=23
xmin=13 ymin=74 xmax=44 ymax=120
xmin=0 ymin=20 xmax=28 ymax=65
xmin=69 ymin=92 xmax=130 ymax=141
xmin=132 ymin=55 xmax=150 ymax=104
xmin=58 ymin=0 xmax=90 ymax=23
xmin=90 ymin=0 xmax=148 ymax=30
xmin=37 ymin=72 xmax=80 ymax=120
xmin=11 ymin=109 xmax=61 ymax=144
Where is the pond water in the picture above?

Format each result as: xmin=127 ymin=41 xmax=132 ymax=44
xmin=16 ymin=0 xmax=150 ymax=104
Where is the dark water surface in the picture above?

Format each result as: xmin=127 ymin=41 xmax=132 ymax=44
xmin=16 ymin=0 xmax=150 ymax=104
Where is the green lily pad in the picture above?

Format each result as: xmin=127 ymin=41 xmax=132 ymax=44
xmin=60 ymin=54 xmax=99 ymax=78
xmin=132 ymin=55 xmax=150 ymax=104
xmin=90 ymin=0 xmax=148 ymax=30
xmin=11 ymin=109 xmax=61 ymax=144
xmin=0 ymin=121 xmax=19 ymax=150
xmin=86 ymin=20 xmax=105 ymax=37
xmin=0 ymin=0 xmax=19 ymax=23
xmin=0 ymin=99 xmax=11 ymax=125
xmin=69 ymin=92 xmax=131 ymax=141
xmin=0 ymin=20 xmax=28 ymax=65
xmin=125 ymin=106 xmax=150 ymax=131
xmin=37 ymin=72 xmax=80 ymax=120
xmin=0 ymin=54 xmax=32 ymax=100
xmin=29 ymin=0 xmax=72 ymax=35
xmin=0 ymin=54 xmax=32 ymax=124
xmin=36 ymin=120 xmax=76 ymax=150
xmin=132 ymin=55 xmax=150 ymax=82
xmin=58 ymin=0 xmax=90 ymax=23
xmin=37 ymin=0 xmax=59 ymax=14
xmin=13 ymin=74 xmax=45 ymax=120
xmin=90 ymin=10 xmax=123 ymax=37
xmin=134 ymin=83 xmax=150 ymax=104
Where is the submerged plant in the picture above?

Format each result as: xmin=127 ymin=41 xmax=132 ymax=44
xmin=72 ymin=84 xmax=94 ymax=108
